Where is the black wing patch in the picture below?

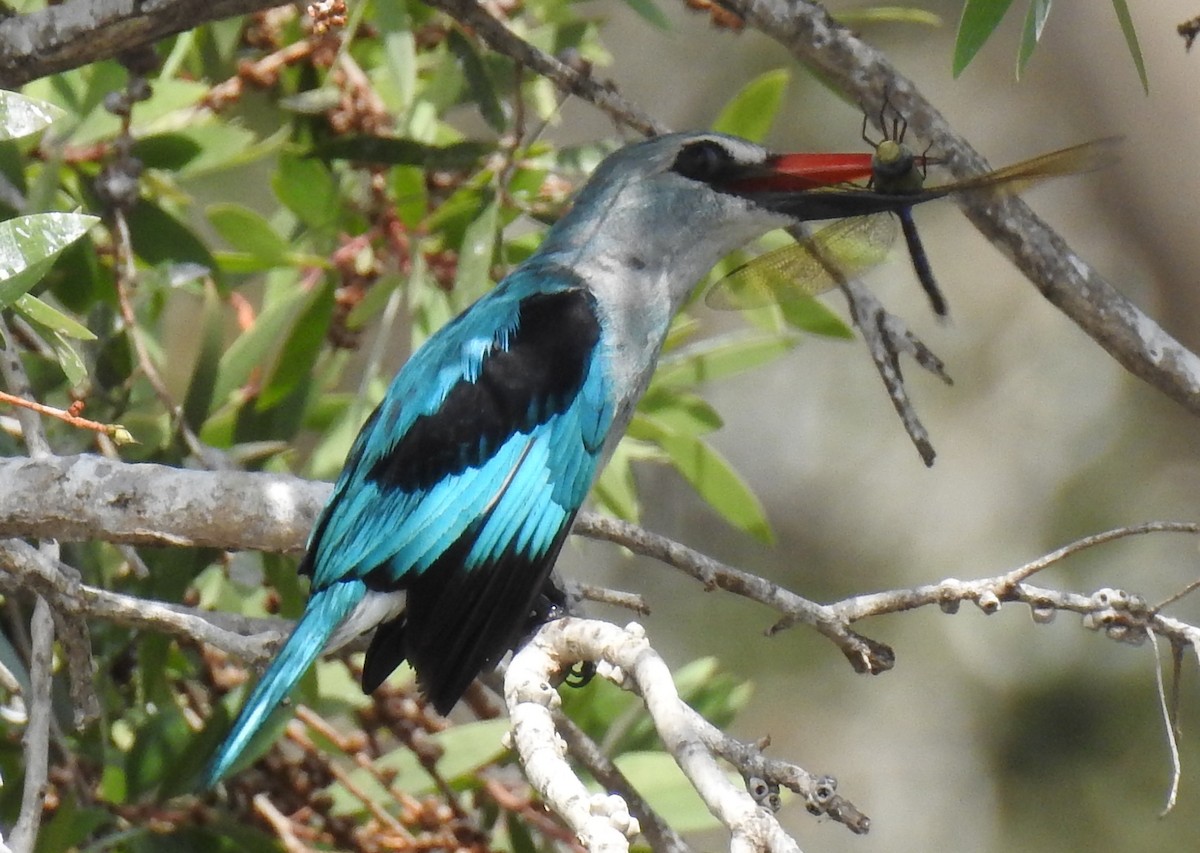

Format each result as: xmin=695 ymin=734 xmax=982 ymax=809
xmin=366 ymin=288 xmax=602 ymax=493
xmin=360 ymin=507 xmax=579 ymax=712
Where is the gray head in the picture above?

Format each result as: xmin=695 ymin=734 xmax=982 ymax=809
xmin=536 ymin=132 xmax=800 ymax=302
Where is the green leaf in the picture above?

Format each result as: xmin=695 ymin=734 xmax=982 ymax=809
xmin=778 ymin=295 xmax=853 ymax=338
xmin=256 ymin=279 xmax=334 ymax=410
xmin=345 ymin=272 xmax=405 ymax=330
xmin=211 ymin=285 xmax=312 ymax=407
xmin=315 ymin=136 xmax=492 ymax=169
xmin=124 ymin=703 xmax=195 ymax=798
xmin=673 ymin=657 xmax=754 ymax=730
xmin=306 ymin=380 xmax=380 ymax=479
xmin=1110 ymin=0 xmax=1148 ymax=94
xmin=1017 ymin=0 xmax=1052 ymax=76
xmin=631 ymin=414 xmax=773 ymax=542
xmin=33 ymin=795 xmax=111 ymax=853
xmin=0 ymin=212 xmax=98 ymax=307
xmin=126 ymin=199 xmax=217 ymax=273
xmin=13 ymin=293 xmax=95 ymax=340
xmin=392 ymin=165 xmax=428 ymax=228
xmin=376 ymin=0 xmax=418 ymax=115
xmin=273 ymin=153 xmax=339 ymax=230
xmin=711 ymin=69 xmax=790 ymax=143
xmin=453 ymin=191 xmax=499 ymax=300
xmin=207 ymin=203 xmax=290 ymax=267
xmin=639 ymin=387 xmax=723 ymax=436
xmin=653 ymin=331 xmax=797 ymax=388
xmin=592 ymin=439 xmax=644 ymax=522
xmin=45 ymin=328 xmax=88 ymax=386
xmin=0 ymin=91 xmax=64 ymax=141
xmin=447 ymin=29 xmax=507 ymax=132
xmin=613 ymin=752 xmax=725 ymax=832
xmin=133 ymin=124 xmax=261 ymax=176
xmin=183 ymin=281 xmax=227 ymax=430
xmin=620 ymin=0 xmax=672 ymax=30
xmin=953 ymin=0 xmax=1018 ymax=77
xmin=70 ymin=78 xmax=209 ymax=146
xmin=836 ymin=6 xmax=943 ymax=27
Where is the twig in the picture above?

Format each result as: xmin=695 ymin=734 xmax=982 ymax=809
xmin=0 ymin=314 xmax=80 ymax=853
xmin=7 ymin=598 xmax=53 ymax=853
xmin=1009 ymin=521 xmax=1200 ymax=585
xmin=576 ymin=512 xmax=892 ymax=673
xmin=480 ymin=770 xmax=589 ymax=850
xmin=507 ymin=618 xmax=802 ymax=852
xmin=1149 ymin=632 xmax=1181 ymax=816
xmin=0 ymin=538 xmax=282 ymax=664
xmin=783 ymin=220 xmax=950 ymax=466
xmin=677 ymin=705 xmax=869 ymax=834
xmin=422 ymin=0 xmax=666 ymax=137
xmin=0 ymin=0 xmax=286 ymax=87
xmin=253 ymin=793 xmax=316 ymax=853
xmin=286 ymin=712 xmax=415 ymax=841
xmin=553 ymin=710 xmax=693 ymax=853
xmin=110 ymin=209 xmax=210 ymax=461
xmin=0 ymin=390 xmax=131 ymax=444
xmin=568 ymin=581 xmax=650 ymax=616
xmin=0 ymin=317 xmax=51 ymax=460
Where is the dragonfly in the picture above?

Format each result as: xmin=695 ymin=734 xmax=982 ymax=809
xmin=705 ymin=121 xmax=1119 ymax=314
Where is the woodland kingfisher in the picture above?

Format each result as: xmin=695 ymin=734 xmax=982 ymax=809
xmin=203 ymin=130 xmax=928 ymax=784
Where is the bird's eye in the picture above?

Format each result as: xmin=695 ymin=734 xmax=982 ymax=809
xmin=671 ymin=140 xmax=734 ymax=183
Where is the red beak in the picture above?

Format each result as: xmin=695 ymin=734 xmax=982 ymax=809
xmin=730 ymin=152 xmax=876 ymax=192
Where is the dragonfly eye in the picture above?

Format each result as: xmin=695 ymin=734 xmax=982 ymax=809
xmin=672 ymin=139 xmax=736 ymax=184
xmin=871 ymin=139 xmax=919 ymax=189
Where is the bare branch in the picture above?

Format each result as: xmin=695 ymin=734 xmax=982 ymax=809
xmin=423 ymin=0 xmax=666 ymax=136
xmin=0 ymin=454 xmax=325 ymax=552
xmin=0 ymin=538 xmax=282 ymax=664
xmin=4 ymin=457 xmax=1198 ymax=672
xmin=576 ymin=512 xmax=893 ymax=673
xmin=0 ymin=316 xmax=77 ymax=853
xmin=837 ymin=276 xmax=950 ymax=466
xmin=553 ymin=710 xmax=694 ymax=853
xmin=506 ymin=618 xmax=805 ymax=852
xmin=505 ymin=648 xmax=641 ymax=851
xmin=7 ymin=599 xmax=52 ymax=853
xmin=1148 ymin=632 xmax=1182 ymax=816
xmin=0 ymin=0 xmax=282 ymax=88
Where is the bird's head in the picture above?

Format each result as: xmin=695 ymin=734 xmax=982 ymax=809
xmin=536 ymin=131 xmax=879 ymax=311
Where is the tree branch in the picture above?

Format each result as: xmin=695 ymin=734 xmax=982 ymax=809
xmin=3 ymin=455 xmax=1198 ymax=661
xmin=0 ymin=454 xmax=325 ymax=552
xmin=506 ymin=618 xmax=805 ymax=852
xmin=0 ymin=0 xmax=282 ymax=88
xmin=423 ymin=0 xmax=666 ymax=137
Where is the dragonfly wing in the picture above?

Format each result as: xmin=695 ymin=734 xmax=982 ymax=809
xmin=919 ymin=136 xmax=1121 ymax=199
xmin=707 ymin=213 xmax=899 ymax=310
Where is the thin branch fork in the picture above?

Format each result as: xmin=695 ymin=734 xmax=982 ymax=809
xmin=505 ymin=618 xmax=807 ymax=853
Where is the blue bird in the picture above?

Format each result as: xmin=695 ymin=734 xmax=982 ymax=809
xmin=204 ymin=131 xmax=931 ymax=785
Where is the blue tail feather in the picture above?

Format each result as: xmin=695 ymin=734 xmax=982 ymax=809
xmin=203 ymin=580 xmax=367 ymax=786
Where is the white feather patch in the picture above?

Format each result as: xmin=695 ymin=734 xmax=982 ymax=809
xmin=326 ymin=590 xmax=407 ymax=652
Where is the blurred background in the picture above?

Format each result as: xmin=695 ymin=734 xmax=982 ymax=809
xmin=550 ymin=0 xmax=1200 ymax=850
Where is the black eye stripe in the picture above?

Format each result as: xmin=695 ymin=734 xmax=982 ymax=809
xmin=671 ymin=140 xmax=737 ymax=183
